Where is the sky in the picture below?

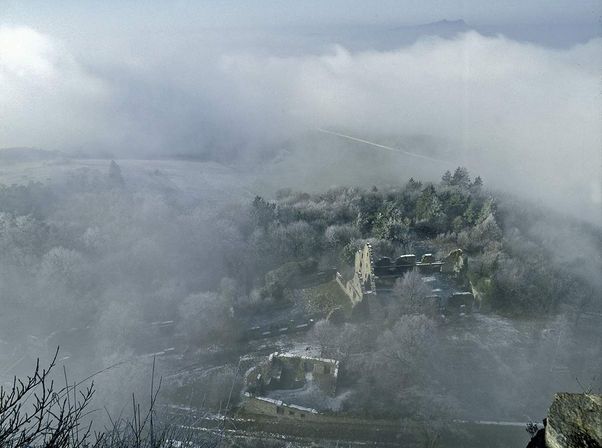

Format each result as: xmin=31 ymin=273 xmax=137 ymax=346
xmin=0 ymin=1 xmax=601 ymax=222
xmin=2 ymin=1 xmax=601 ymax=29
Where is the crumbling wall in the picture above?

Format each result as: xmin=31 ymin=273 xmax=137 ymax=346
xmin=242 ymin=394 xmax=319 ymax=421
xmin=337 ymin=243 xmax=376 ymax=304
xmin=240 ymin=394 xmax=414 ymax=430
xmin=336 ymin=272 xmax=363 ymax=305
xmin=245 ymin=352 xmax=339 ymax=397
xmin=337 ymin=244 xmax=471 ymax=311
xmin=244 ymin=358 xmax=275 ymax=395
xmin=274 ymin=353 xmax=339 ymax=396
xmin=355 ymin=243 xmax=374 ymax=285
xmin=447 ymin=291 xmax=475 ymax=313
xmin=441 ymin=248 xmax=466 ymax=276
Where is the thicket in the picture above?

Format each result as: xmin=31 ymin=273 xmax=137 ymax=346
xmin=2 ymin=162 xmax=597 ymax=370
xmin=1 ymin=161 xmax=597 ymax=371
xmin=245 ymin=167 xmax=599 ymax=316
xmin=1 ymin=161 xmax=599 ymax=424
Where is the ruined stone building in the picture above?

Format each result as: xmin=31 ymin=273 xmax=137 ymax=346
xmin=242 ymin=393 xmax=319 ymax=420
xmin=242 ymin=350 xmax=341 ymax=418
xmin=336 ymin=243 xmax=473 ymax=310
xmin=245 ymin=351 xmax=339 ymax=397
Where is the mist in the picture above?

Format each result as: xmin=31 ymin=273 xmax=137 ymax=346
xmin=1 ymin=3 xmax=601 ymax=447
xmin=1 ymin=21 xmax=601 ymax=224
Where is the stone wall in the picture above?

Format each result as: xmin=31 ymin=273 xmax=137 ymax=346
xmin=354 ymin=243 xmax=375 ymax=286
xmin=242 ymin=394 xmax=319 ymax=421
xmin=335 ymin=272 xmax=363 ymax=305
xmin=336 ymin=244 xmax=468 ymax=306
xmin=447 ymin=291 xmax=475 ymax=313
xmin=276 ymin=352 xmax=339 ymax=396
xmin=241 ymin=394 xmax=405 ymax=428
xmin=245 ymin=352 xmax=339 ymax=397
xmin=441 ymin=248 xmax=466 ymax=276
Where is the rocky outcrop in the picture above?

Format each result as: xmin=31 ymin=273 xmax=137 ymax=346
xmin=527 ymin=426 xmax=546 ymax=448
xmin=545 ymin=393 xmax=601 ymax=448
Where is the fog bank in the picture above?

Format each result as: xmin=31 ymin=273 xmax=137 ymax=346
xmin=1 ymin=25 xmax=600 ymax=223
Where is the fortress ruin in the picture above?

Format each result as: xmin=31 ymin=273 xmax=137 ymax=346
xmin=336 ymin=243 xmax=471 ymax=309
xmin=245 ymin=351 xmax=339 ymax=397
xmin=242 ymin=350 xmax=340 ymax=419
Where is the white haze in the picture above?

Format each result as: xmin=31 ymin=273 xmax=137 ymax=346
xmin=0 ymin=25 xmax=600 ymax=223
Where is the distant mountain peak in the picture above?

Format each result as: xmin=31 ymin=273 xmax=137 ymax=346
xmin=391 ymin=18 xmax=470 ymax=35
xmin=415 ymin=18 xmax=470 ymax=30
xmin=432 ymin=19 xmax=467 ymax=26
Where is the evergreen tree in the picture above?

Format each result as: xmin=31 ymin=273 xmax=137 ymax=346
xmin=251 ymin=196 xmax=277 ymax=229
xmin=415 ymin=185 xmax=446 ymax=232
xmin=451 ymin=166 xmax=471 ymax=189
xmin=407 ymin=177 xmax=422 ymax=191
xmin=441 ymin=170 xmax=452 ymax=186
xmin=470 ymin=176 xmax=484 ymax=194
xmin=108 ymin=160 xmax=125 ymax=187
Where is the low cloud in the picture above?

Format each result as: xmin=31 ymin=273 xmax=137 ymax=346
xmin=0 ymin=27 xmax=112 ymax=151
xmin=0 ymin=25 xmax=600 ymax=221
xmin=219 ymin=33 xmax=601 ymax=220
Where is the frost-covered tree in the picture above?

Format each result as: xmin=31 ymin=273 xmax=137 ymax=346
xmin=108 ymin=160 xmax=125 ymax=187
xmin=178 ymin=292 xmax=236 ymax=345
xmin=375 ymin=314 xmax=437 ymax=387
xmin=450 ymin=166 xmax=471 ymax=189
xmin=441 ymin=170 xmax=452 ymax=186
xmin=392 ymin=269 xmax=433 ymax=315
xmin=324 ymin=224 xmax=361 ymax=248
xmin=415 ymin=186 xmax=446 ymax=232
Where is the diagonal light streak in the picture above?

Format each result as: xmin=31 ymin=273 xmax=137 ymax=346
xmin=317 ymin=128 xmax=452 ymax=166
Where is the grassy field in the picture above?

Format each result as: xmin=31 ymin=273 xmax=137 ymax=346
xmin=300 ymin=280 xmax=353 ymax=316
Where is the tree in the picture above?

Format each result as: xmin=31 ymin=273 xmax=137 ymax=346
xmin=372 ymin=203 xmax=410 ymax=247
xmin=178 ymin=292 xmax=236 ymax=344
xmin=406 ymin=177 xmax=422 ymax=191
xmin=262 ymin=259 xmax=317 ymax=301
xmin=324 ymin=224 xmax=360 ymax=248
xmin=450 ymin=167 xmax=471 ymax=189
xmin=0 ymin=350 xmax=95 ymax=448
xmin=341 ymin=239 xmax=365 ymax=264
xmin=470 ymin=176 xmax=483 ymax=194
xmin=310 ymin=320 xmax=369 ymax=363
xmin=356 ymin=191 xmax=383 ymax=235
xmin=393 ymin=270 xmax=433 ymax=315
xmin=439 ymin=189 xmax=469 ymax=225
xmin=415 ymin=186 xmax=446 ymax=233
xmin=250 ymin=196 xmax=277 ymax=230
xmin=108 ymin=160 xmax=125 ymax=187
xmin=39 ymin=247 xmax=86 ymax=290
xmin=375 ymin=314 xmax=437 ymax=389
xmin=468 ymin=213 xmax=502 ymax=251
xmin=441 ymin=170 xmax=452 ymax=186
xmin=272 ymin=220 xmax=317 ymax=259
xmin=462 ymin=200 xmax=480 ymax=226
xmin=309 ymin=319 xmax=339 ymax=357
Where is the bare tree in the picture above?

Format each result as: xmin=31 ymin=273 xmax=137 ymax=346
xmin=376 ymin=315 xmax=436 ymax=376
xmin=309 ymin=319 xmax=339 ymax=357
xmin=1 ymin=350 xmax=222 ymax=448
xmin=393 ymin=270 xmax=433 ymax=315
xmin=0 ymin=349 xmax=96 ymax=448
